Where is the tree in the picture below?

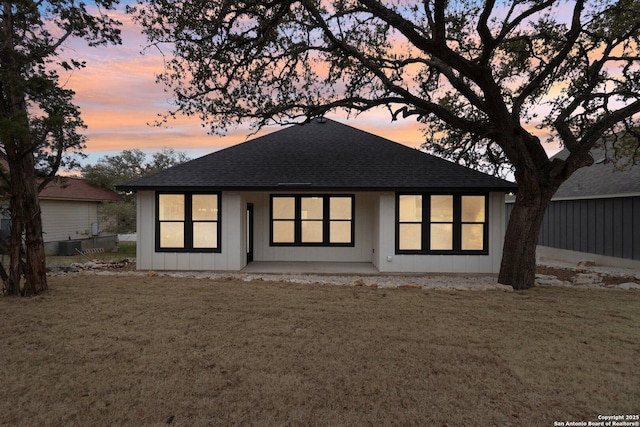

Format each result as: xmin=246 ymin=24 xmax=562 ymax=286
xmin=83 ymin=148 xmax=190 ymax=191
xmin=0 ymin=1 xmax=121 ymax=295
xmin=82 ymin=148 xmax=189 ymax=233
xmin=129 ymin=0 xmax=640 ymax=289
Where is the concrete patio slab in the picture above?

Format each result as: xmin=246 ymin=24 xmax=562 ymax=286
xmin=241 ymin=261 xmax=379 ymax=275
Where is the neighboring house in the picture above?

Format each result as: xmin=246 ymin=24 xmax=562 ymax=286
xmin=0 ymin=177 xmax=121 ymax=255
xmin=117 ymin=119 xmax=517 ymax=273
xmin=507 ymin=142 xmax=640 ymax=267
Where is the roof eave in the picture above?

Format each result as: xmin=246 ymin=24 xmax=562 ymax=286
xmin=40 ymin=197 xmax=121 ymax=202
xmin=115 ymin=184 xmax=518 ymax=193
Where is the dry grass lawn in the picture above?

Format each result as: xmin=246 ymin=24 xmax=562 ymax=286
xmin=1 ymin=274 xmax=638 ymax=426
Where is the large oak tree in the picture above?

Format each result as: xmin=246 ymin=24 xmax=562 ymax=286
xmin=0 ymin=1 xmax=121 ymax=295
xmin=130 ymin=0 xmax=640 ymax=289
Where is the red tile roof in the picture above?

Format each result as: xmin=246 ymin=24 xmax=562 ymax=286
xmin=39 ymin=177 xmax=121 ymax=202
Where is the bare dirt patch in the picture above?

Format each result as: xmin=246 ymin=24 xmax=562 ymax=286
xmin=537 ymin=264 xmax=639 ymax=287
xmin=1 ymin=274 xmax=638 ymax=426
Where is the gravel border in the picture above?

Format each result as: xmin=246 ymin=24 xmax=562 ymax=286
xmin=47 ymin=259 xmax=640 ymax=291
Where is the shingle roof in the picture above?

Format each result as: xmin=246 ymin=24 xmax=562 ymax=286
xmin=551 ymin=143 xmax=640 ymax=199
xmin=118 ymin=119 xmax=517 ymax=192
xmin=40 ymin=177 xmax=122 ymax=202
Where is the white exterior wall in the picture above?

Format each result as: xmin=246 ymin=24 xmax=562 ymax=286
xmin=243 ymin=192 xmax=376 ymax=263
xmin=374 ymin=192 xmax=506 ymax=273
xmin=136 ymin=190 xmax=506 ymax=273
xmin=40 ymin=199 xmax=98 ymax=243
xmin=136 ymin=191 xmax=244 ymax=271
xmin=371 ymin=195 xmax=381 ymax=270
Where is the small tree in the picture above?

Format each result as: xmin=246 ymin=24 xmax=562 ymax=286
xmin=82 ymin=148 xmax=190 ymax=234
xmin=130 ymin=0 xmax=640 ymax=289
xmin=0 ymin=0 xmax=121 ymax=295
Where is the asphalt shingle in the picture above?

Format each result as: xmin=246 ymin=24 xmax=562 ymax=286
xmin=118 ymin=119 xmax=517 ymax=192
xmin=552 ymin=143 xmax=640 ymax=199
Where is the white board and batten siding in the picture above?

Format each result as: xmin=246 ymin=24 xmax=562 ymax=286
xmin=136 ymin=191 xmax=377 ymax=271
xmin=136 ymin=191 xmax=244 ymax=271
xmin=136 ymin=190 xmax=506 ymax=273
xmin=374 ymin=192 xmax=506 ymax=274
xmin=245 ymin=191 xmax=376 ymax=264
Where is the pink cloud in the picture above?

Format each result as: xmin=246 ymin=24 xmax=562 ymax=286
xmin=58 ymin=8 xmax=559 ymax=166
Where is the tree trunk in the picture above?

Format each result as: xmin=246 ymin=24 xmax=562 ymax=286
xmin=20 ymin=153 xmax=48 ymax=295
xmin=498 ymin=185 xmax=555 ymax=290
xmin=6 ymin=165 xmax=24 ymax=295
xmin=1 ymin=5 xmax=48 ymax=295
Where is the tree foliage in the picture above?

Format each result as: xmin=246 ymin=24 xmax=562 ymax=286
xmin=98 ymin=200 xmax=136 ymax=235
xmin=83 ymin=148 xmax=190 ymax=191
xmin=130 ymin=0 xmax=640 ymax=289
xmin=82 ymin=148 xmax=190 ymax=234
xmin=0 ymin=1 xmax=121 ymax=295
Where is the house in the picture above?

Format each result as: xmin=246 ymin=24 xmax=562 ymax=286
xmin=117 ymin=119 xmax=517 ymax=273
xmin=517 ymin=142 xmax=640 ymax=268
xmin=0 ymin=177 xmax=122 ymax=255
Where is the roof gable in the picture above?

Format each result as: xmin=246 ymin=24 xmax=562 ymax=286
xmin=119 ymin=119 xmax=516 ymax=192
xmin=40 ymin=177 xmax=122 ymax=202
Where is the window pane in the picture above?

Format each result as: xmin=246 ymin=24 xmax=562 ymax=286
xmin=430 ymin=224 xmax=453 ymax=250
xmin=301 ymin=197 xmax=323 ymax=220
xmin=431 ymin=195 xmax=453 ymax=222
xmin=399 ymin=195 xmax=422 ymax=222
xmin=192 ymin=195 xmax=218 ymax=221
xmin=193 ymin=222 xmax=218 ymax=248
xmin=330 ymin=221 xmax=351 ymax=243
xmin=462 ymin=224 xmax=484 ymax=250
xmin=399 ymin=223 xmax=422 ymax=250
xmin=330 ymin=197 xmax=352 ymax=220
xmin=273 ymin=197 xmax=295 ymax=219
xmin=273 ymin=221 xmax=295 ymax=243
xmin=462 ymin=196 xmax=485 ymax=222
xmin=301 ymin=220 xmax=323 ymax=242
xmin=160 ymin=222 xmax=184 ymax=248
xmin=159 ymin=194 xmax=184 ymax=221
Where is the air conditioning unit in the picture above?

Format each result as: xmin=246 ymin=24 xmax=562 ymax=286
xmin=59 ymin=240 xmax=81 ymax=256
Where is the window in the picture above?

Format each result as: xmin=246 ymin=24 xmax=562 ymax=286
xmin=396 ymin=193 xmax=487 ymax=254
xmin=301 ymin=196 xmax=324 ymax=243
xmin=329 ymin=196 xmax=353 ymax=244
xmin=430 ymin=195 xmax=453 ymax=250
xmin=156 ymin=192 xmax=221 ymax=252
xmin=398 ymin=195 xmax=422 ymax=250
xmin=461 ymin=195 xmax=486 ymax=251
xmin=271 ymin=195 xmax=354 ymax=246
xmin=272 ymin=197 xmax=296 ymax=244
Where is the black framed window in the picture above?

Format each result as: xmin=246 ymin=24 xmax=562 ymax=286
xmin=396 ymin=193 xmax=488 ymax=254
xmin=271 ymin=195 xmax=354 ymax=246
xmin=398 ymin=195 xmax=423 ymax=251
xmin=156 ymin=192 xmax=221 ymax=252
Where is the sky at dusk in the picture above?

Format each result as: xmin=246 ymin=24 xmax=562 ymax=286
xmin=59 ymin=8 xmax=563 ymax=169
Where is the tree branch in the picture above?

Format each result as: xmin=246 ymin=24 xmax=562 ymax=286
xmin=299 ymin=0 xmax=492 ymax=135
xmin=477 ymin=0 xmax=496 ymax=60
xmin=512 ymin=0 xmax=585 ymax=115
